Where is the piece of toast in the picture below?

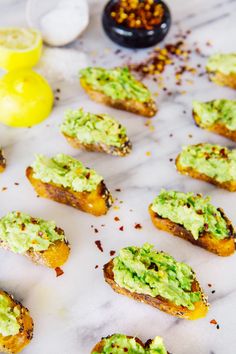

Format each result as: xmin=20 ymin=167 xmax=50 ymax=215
xmin=207 ymin=71 xmax=236 ymax=89
xmin=0 ymin=290 xmax=33 ymax=354
xmin=175 ymin=153 xmax=236 ymax=192
xmin=62 ymin=132 xmax=132 ymax=157
xmin=193 ymin=110 xmax=236 ymax=142
xmin=0 ymin=149 xmax=6 ymax=173
xmin=26 ymin=166 xmax=113 ymax=216
xmin=149 ymin=205 xmax=235 ymax=256
xmin=91 ymin=335 xmax=169 ymax=353
xmin=103 ymin=259 xmax=209 ymax=320
xmin=80 ymin=78 xmax=157 ymax=118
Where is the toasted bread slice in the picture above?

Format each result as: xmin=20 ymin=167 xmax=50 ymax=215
xmin=91 ymin=334 xmax=168 ymax=353
xmin=176 ymin=153 xmax=236 ymax=192
xmin=104 ymin=259 xmax=208 ymax=320
xmin=0 ymin=290 xmax=33 ymax=354
xmin=63 ymin=132 xmax=132 ymax=157
xmin=26 ymin=166 xmax=113 ymax=216
xmin=0 ymin=149 xmax=6 ymax=173
xmin=149 ymin=205 xmax=235 ymax=256
xmin=193 ymin=110 xmax=236 ymax=142
xmin=80 ymin=78 xmax=157 ymax=118
xmin=207 ymin=71 xmax=236 ymax=89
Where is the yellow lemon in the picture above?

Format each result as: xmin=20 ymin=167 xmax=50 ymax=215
xmin=0 ymin=28 xmax=42 ymax=71
xmin=0 ymin=69 xmax=54 ymax=127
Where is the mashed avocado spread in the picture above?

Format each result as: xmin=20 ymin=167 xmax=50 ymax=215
xmin=193 ymin=99 xmax=236 ymax=131
xmin=178 ymin=144 xmax=236 ymax=183
xmin=113 ymin=244 xmax=201 ymax=310
xmin=151 ymin=190 xmax=228 ymax=240
xmin=0 ymin=294 xmax=20 ymax=337
xmin=92 ymin=334 xmax=167 ymax=354
xmin=0 ymin=211 xmax=65 ymax=254
xmin=206 ymin=53 xmax=236 ymax=75
xmin=61 ymin=108 xmax=128 ymax=147
xmin=32 ymin=153 xmax=103 ymax=192
xmin=80 ymin=67 xmax=152 ymax=103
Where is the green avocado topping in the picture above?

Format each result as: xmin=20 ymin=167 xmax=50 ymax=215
xmin=31 ymin=153 xmax=103 ymax=192
xmin=206 ymin=53 xmax=236 ymax=75
xmin=92 ymin=334 xmax=167 ymax=354
xmin=113 ymin=244 xmax=201 ymax=310
xmin=0 ymin=294 xmax=20 ymax=337
xmin=178 ymin=144 xmax=236 ymax=183
xmin=193 ymin=99 xmax=236 ymax=131
xmin=80 ymin=67 xmax=152 ymax=103
xmin=0 ymin=211 xmax=65 ymax=254
xmin=151 ymin=190 xmax=228 ymax=240
xmin=61 ymin=108 xmax=128 ymax=147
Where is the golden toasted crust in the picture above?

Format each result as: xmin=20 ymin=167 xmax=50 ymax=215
xmin=0 ymin=291 xmax=33 ymax=354
xmin=103 ymin=259 xmax=209 ymax=320
xmin=91 ymin=335 xmax=169 ymax=353
xmin=0 ymin=149 xmax=6 ymax=173
xmin=26 ymin=166 xmax=113 ymax=216
xmin=63 ymin=133 xmax=132 ymax=157
xmin=193 ymin=111 xmax=236 ymax=142
xmin=175 ymin=153 xmax=236 ymax=192
xmin=149 ymin=205 xmax=235 ymax=257
xmin=80 ymin=78 xmax=157 ymax=118
xmin=207 ymin=71 xmax=236 ymax=89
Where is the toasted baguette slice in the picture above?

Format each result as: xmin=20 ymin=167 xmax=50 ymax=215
xmin=176 ymin=153 xmax=236 ymax=192
xmin=149 ymin=205 xmax=235 ymax=256
xmin=0 ymin=290 xmax=33 ymax=354
xmin=104 ymin=259 xmax=208 ymax=320
xmin=207 ymin=71 xmax=236 ymax=89
xmin=206 ymin=53 xmax=236 ymax=89
xmin=0 ymin=149 xmax=6 ymax=172
xmin=63 ymin=133 xmax=132 ymax=157
xmin=26 ymin=166 xmax=113 ymax=216
xmin=91 ymin=334 xmax=168 ymax=353
xmin=193 ymin=110 xmax=236 ymax=142
xmin=80 ymin=78 xmax=157 ymax=118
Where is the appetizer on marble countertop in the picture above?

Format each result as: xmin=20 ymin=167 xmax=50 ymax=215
xmin=0 ymin=211 xmax=70 ymax=268
xmin=79 ymin=67 xmax=157 ymax=117
xmin=104 ymin=244 xmax=209 ymax=320
xmin=61 ymin=108 xmax=132 ymax=156
xmin=149 ymin=190 xmax=235 ymax=256
xmin=193 ymin=99 xmax=236 ymax=142
xmin=91 ymin=334 xmax=168 ymax=354
xmin=176 ymin=143 xmax=236 ymax=192
xmin=206 ymin=53 xmax=236 ymax=89
xmin=0 ymin=290 xmax=33 ymax=354
xmin=26 ymin=154 xmax=113 ymax=216
xmin=0 ymin=149 xmax=6 ymax=172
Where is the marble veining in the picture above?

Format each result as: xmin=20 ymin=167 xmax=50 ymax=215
xmin=0 ymin=0 xmax=236 ymax=353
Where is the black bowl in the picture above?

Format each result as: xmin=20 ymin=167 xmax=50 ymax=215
xmin=102 ymin=0 xmax=171 ymax=49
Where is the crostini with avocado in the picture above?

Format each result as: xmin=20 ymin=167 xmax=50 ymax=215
xmin=193 ymin=99 xmax=236 ymax=142
xmin=104 ymin=244 xmax=209 ymax=320
xmin=79 ymin=67 xmax=157 ymax=118
xmin=26 ymin=154 xmax=113 ymax=216
xmin=176 ymin=143 xmax=236 ymax=192
xmin=91 ymin=334 xmax=168 ymax=354
xmin=61 ymin=108 xmax=132 ymax=156
xmin=206 ymin=53 xmax=236 ymax=89
xmin=0 ymin=211 xmax=70 ymax=268
xmin=149 ymin=190 xmax=235 ymax=256
xmin=0 ymin=290 xmax=33 ymax=354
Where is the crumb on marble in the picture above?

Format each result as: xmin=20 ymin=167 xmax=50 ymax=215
xmin=110 ymin=250 xmax=116 ymax=256
xmin=114 ymin=216 xmax=120 ymax=222
xmin=134 ymin=223 xmax=142 ymax=230
xmin=95 ymin=240 xmax=103 ymax=252
xmin=2 ymin=187 xmax=7 ymax=191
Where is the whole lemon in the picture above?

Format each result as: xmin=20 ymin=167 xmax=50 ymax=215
xmin=0 ymin=69 xmax=53 ymax=127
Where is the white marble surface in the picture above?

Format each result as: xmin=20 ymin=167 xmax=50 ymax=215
xmin=0 ymin=1 xmax=236 ymax=353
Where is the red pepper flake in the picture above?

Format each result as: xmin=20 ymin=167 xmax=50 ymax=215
xmin=1 ymin=187 xmax=7 ymax=191
xmin=114 ymin=216 xmax=120 ymax=222
xmin=94 ymin=228 xmax=99 ymax=234
xmin=208 ymin=283 xmax=212 ymax=287
xmin=14 ymin=182 xmax=19 ymax=186
xmin=95 ymin=240 xmax=103 ymax=252
xmin=95 ymin=265 xmax=99 ymax=269
xmin=110 ymin=250 xmax=116 ymax=256
xmin=119 ymin=226 xmax=124 ymax=231
xmin=210 ymin=319 xmax=217 ymax=325
xmin=134 ymin=223 xmax=142 ymax=230
xmin=55 ymin=267 xmax=64 ymax=277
